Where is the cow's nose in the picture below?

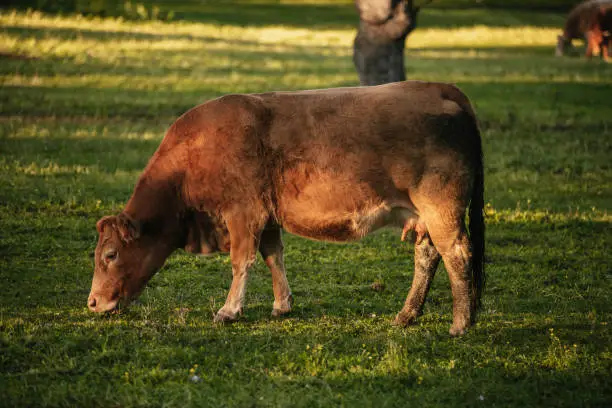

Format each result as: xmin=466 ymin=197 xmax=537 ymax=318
xmin=88 ymin=297 xmax=97 ymax=311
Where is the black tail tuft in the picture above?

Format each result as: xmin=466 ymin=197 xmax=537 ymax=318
xmin=469 ymin=129 xmax=486 ymax=314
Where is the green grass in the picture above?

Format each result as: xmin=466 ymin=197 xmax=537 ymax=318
xmin=1 ymin=3 xmax=611 ymax=407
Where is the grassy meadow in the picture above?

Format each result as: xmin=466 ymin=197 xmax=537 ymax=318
xmin=1 ymin=2 xmax=611 ymax=407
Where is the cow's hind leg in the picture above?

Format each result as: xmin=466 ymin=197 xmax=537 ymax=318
xmin=395 ymin=233 xmax=441 ymax=326
xmin=427 ymin=218 xmax=473 ymax=336
xmin=214 ymin=211 xmax=266 ymax=323
xmin=601 ymin=34 xmax=610 ymax=62
xmin=259 ymin=227 xmax=293 ymax=317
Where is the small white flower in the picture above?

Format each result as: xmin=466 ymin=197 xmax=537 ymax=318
xmin=479 ymin=395 xmax=485 ymax=401
xmin=190 ymin=375 xmax=201 ymax=383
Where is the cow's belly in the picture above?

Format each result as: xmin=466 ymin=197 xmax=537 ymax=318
xmin=280 ymin=200 xmax=418 ymax=242
xmin=275 ymin=167 xmax=418 ymax=242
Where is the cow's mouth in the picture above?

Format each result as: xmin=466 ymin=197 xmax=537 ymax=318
xmin=88 ymin=299 xmax=119 ymax=313
xmin=87 ymin=291 xmax=121 ymax=313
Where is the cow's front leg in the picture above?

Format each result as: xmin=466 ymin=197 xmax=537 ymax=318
xmin=214 ymin=213 xmax=263 ymax=323
xmin=585 ymin=30 xmax=601 ymax=59
xmin=259 ymin=227 xmax=293 ymax=317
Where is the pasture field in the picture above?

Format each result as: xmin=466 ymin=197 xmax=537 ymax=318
xmin=1 ymin=2 xmax=611 ymax=407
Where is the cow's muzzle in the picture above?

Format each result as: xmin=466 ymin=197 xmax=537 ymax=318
xmin=87 ymin=293 xmax=119 ymax=313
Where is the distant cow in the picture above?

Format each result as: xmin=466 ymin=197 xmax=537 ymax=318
xmin=88 ymin=81 xmax=485 ymax=336
xmin=556 ymin=0 xmax=612 ymax=61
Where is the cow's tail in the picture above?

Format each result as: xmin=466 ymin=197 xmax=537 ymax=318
xmin=469 ymin=121 xmax=486 ymax=315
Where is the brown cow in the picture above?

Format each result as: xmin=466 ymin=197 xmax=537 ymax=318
xmin=556 ymin=0 xmax=612 ymax=61
xmin=88 ymin=81 xmax=485 ymax=336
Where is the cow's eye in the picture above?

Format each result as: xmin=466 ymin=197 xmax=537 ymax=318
xmin=104 ymin=250 xmax=118 ymax=262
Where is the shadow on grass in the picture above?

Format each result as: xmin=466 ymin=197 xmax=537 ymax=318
xmin=0 ymin=135 xmax=159 ymax=172
xmin=3 ymin=301 xmax=611 ymax=406
xmin=3 ymin=76 xmax=611 ymax=123
xmin=2 ymin=24 xmax=262 ymax=46
xmin=0 ymin=85 xmax=209 ymax=119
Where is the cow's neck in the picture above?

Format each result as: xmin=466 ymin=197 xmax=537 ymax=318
xmin=123 ymin=160 xmax=183 ymax=237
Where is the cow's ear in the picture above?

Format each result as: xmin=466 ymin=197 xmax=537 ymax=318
xmin=96 ymin=216 xmax=116 ymax=234
xmin=117 ymin=213 xmax=141 ymax=243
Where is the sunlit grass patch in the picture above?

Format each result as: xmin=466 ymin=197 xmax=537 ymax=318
xmin=486 ymin=207 xmax=610 ymax=223
xmin=409 ymin=26 xmax=560 ymax=48
xmin=5 ymin=161 xmax=94 ymax=176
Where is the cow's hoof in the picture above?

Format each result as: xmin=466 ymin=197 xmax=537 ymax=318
xmin=394 ymin=309 xmax=419 ymax=327
xmin=271 ymin=307 xmax=291 ymax=317
xmin=449 ymin=324 xmax=468 ymax=337
xmin=213 ymin=308 xmax=241 ymax=323
xmin=272 ymin=294 xmax=294 ymax=317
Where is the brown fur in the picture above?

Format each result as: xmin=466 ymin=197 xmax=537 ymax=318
xmin=88 ymin=81 xmax=485 ymax=336
xmin=557 ymin=0 xmax=612 ymax=61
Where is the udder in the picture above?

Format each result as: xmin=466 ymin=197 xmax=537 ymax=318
xmin=400 ymin=216 xmax=428 ymax=244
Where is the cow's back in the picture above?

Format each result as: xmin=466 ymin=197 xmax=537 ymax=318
xmin=251 ymin=81 xmax=479 ymax=241
xmin=259 ymin=81 xmax=475 ymax=161
xmin=564 ymin=0 xmax=612 ymax=38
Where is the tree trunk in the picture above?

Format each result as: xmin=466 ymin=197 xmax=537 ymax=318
xmin=353 ymin=0 xmax=422 ymax=85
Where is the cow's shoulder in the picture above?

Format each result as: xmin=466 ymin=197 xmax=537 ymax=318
xmin=165 ymin=93 xmax=271 ymax=145
xmin=176 ymin=93 xmax=268 ymax=126
xmin=214 ymin=93 xmax=264 ymax=109
xmin=203 ymin=93 xmax=270 ymax=123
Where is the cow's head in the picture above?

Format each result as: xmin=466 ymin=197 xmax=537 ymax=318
xmin=88 ymin=211 xmax=230 ymax=313
xmin=88 ymin=213 xmax=173 ymax=313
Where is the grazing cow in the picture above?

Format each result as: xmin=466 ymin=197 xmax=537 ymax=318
xmin=556 ymin=0 xmax=612 ymax=61
xmin=88 ymin=81 xmax=485 ymax=336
